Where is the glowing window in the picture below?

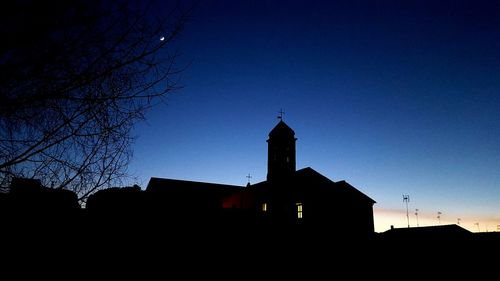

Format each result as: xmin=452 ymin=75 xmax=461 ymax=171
xmin=296 ymin=202 xmax=303 ymax=219
xmin=262 ymin=203 xmax=267 ymax=212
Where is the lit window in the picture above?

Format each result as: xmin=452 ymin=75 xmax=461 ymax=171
xmin=262 ymin=203 xmax=267 ymax=212
xmin=296 ymin=202 xmax=303 ymax=219
xmin=286 ymin=156 xmax=290 ymax=163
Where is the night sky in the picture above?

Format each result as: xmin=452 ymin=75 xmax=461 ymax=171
xmin=130 ymin=0 xmax=500 ymax=232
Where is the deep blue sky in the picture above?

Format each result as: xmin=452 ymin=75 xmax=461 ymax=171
xmin=131 ymin=0 xmax=500 ymax=232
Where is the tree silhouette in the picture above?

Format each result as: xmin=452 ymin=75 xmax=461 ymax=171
xmin=0 ymin=0 xmax=190 ymax=201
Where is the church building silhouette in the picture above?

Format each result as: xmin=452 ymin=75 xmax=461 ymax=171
xmin=145 ymin=119 xmax=376 ymax=235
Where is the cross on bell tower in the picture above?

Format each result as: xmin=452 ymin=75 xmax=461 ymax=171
xmin=277 ymin=109 xmax=285 ymax=120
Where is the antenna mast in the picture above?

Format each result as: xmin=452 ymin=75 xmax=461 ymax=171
xmin=403 ymin=195 xmax=410 ymax=228
xmin=415 ymin=209 xmax=419 ymax=227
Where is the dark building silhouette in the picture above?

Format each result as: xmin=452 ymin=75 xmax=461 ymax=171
xmin=86 ymin=185 xmax=143 ymax=214
xmin=5 ymin=177 xmax=80 ymax=215
xmin=381 ymin=224 xmax=472 ymax=240
xmin=5 ymin=122 xmax=500 ymax=261
xmin=375 ymin=224 xmax=483 ymax=257
xmin=2 ymin=177 xmax=80 ymax=236
xmin=145 ymin=120 xmax=376 ymax=235
xmin=145 ymin=178 xmax=242 ymax=226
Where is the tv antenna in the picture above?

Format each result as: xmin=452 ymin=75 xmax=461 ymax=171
xmin=403 ymin=195 xmax=410 ymax=228
xmin=437 ymin=211 xmax=442 ymax=224
xmin=474 ymin=222 xmax=480 ymax=232
xmin=415 ymin=209 xmax=419 ymax=227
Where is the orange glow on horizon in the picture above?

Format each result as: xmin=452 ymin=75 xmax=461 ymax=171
xmin=374 ymin=208 xmax=500 ymax=233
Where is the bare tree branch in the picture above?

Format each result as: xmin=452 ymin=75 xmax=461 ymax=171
xmin=0 ymin=0 xmax=189 ymax=200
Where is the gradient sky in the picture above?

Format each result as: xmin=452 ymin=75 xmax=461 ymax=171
xmin=130 ymin=0 xmax=500 ymax=233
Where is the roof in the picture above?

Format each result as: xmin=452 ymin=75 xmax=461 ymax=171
xmin=334 ymin=179 xmax=376 ymax=204
xmin=249 ymin=167 xmax=376 ymax=203
xmin=269 ymin=120 xmax=295 ymax=137
xmin=10 ymin=177 xmax=42 ymax=190
xmin=146 ymin=177 xmax=243 ymax=195
xmin=382 ymin=224 xmax=471 ymax=237
xmin=296 ymin=167 xmax=376 ymax=203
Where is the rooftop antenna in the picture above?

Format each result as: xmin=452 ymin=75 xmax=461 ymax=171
xmin=277 ymin=109 xmax=285 ymax=120
xmin=415 ymin=209 xmax=419 ymax=227
xmin=474 ymin=222 xmax=480 ymax=232
xmin=437 ymin=211 xmax=442 ymax=225
xmin=403 ymin=195 xmax=410 ymax=228
xmin=246 ymin=173 xmax=252 ymax=185
xmin=457 ymin=218 xmax=461 ymax=225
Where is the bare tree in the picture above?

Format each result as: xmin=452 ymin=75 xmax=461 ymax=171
xmin=0 ymin=0 xmax=190 ymax=201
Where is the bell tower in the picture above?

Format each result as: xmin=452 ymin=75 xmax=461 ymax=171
xmin=267 ymin=119 xmax=297 ymax=181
